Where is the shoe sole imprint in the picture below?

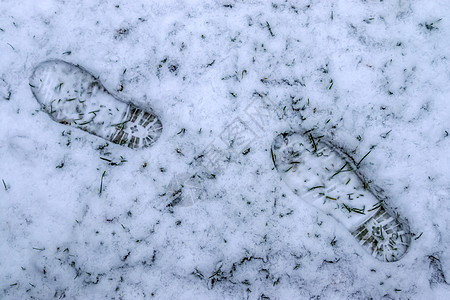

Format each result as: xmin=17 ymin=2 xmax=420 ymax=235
xmin=29 ymin=60 xmax=162 ymax=149
xmin=271 ymin=132 xmax=411 ymax=262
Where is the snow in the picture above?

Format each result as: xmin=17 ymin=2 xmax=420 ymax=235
xmin=1 ymin=0 xmax=450 ymax=298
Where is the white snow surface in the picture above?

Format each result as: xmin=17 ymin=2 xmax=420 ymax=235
xmin=1 ymin=0 xmax=450 ymax=299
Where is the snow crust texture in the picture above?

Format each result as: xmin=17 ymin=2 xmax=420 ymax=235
xmin=1 ymin=0 xmax=450 ymax=299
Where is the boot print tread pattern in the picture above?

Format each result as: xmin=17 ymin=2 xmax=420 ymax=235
xmin=30 ymin=60 xmax=162 ymax=149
